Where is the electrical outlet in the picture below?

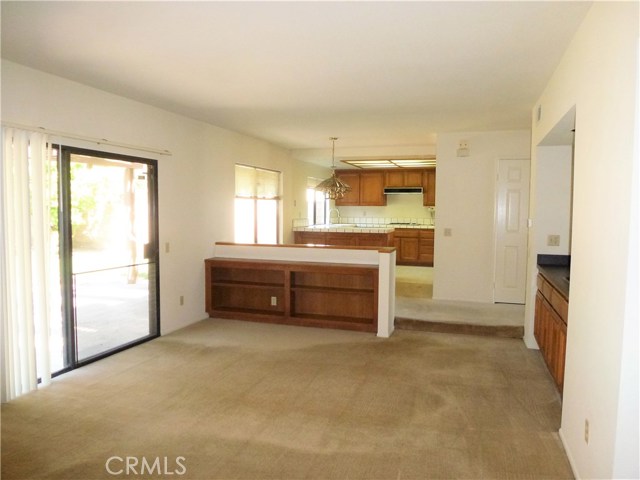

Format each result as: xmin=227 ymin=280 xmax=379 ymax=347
xmin=547 ymin=234 xmax=560 ymax=246
xmin=179 ymin=295 xmax=184 ymax=306
xmin=584 ymin=419 xmax=590 ymax=444
xmin=165 ymin=242 xmax=170 ymax=253
xmin=444 ymin=228 xmax=452 ymax=237
xmin=270 ymin=296 xmax=277 ymax=306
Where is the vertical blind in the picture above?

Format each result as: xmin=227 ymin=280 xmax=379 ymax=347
xmin=1 ymin=128 xmax=53 ymax=402
xmin=235 ymin=164 xmax=281 ymax=199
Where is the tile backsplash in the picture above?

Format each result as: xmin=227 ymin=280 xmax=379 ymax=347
xmin=292 ymin=212 xmax=435 ymax=228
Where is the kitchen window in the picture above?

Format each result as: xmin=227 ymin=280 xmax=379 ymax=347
xmin=234 ymin=164 xmax=281 ymax=244
xmin=306 ymin=177 xmax=329 ymax=225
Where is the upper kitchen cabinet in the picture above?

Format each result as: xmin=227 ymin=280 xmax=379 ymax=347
xmin=335 ymin=171 xmax=386 ymax=206
xmin=423 ymin=168 xmax=436 ymax=206
xmin=385 ymin=169 xmax=423 ymax=187
xmin=335 ymin=172 xmax=361 ymax=206
xmin=359 ymin=172 xmax=386 ymax=206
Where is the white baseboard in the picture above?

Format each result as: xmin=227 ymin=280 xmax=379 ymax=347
xmin=559 ymin=427 xmax=580 ymax=479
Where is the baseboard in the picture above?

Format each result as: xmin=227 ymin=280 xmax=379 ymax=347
xmin=559 ymin=427 xmax=580 ymax=479
xmin=395 ymin=317 xmax=524 ymax=338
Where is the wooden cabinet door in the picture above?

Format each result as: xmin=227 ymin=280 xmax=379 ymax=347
xmin=326 ymin=233 xmax=358 ymax=246
xmin=385 ymin=169 xmax=423 ymax=187
xmin=385 ymin=170 xmax=405 ymax=187
xmin=554 ymin=315 xmax=567 ymax=393
xmin=423 ymin=168 xmax=436 ymax=206
xmin=405 ymin=170 xmax=424 ymax=187
xmin=355 ymin=234 xmax=387 ymax=247
xmin=418 ymin=229 xmax=434 ymax=265
xmin=294 ymin=232 xmax=326 ymax=245
xmin=534 ymin=291 xmax=545 ymax=351
xmin=534 ymin=288 xmax=568 ymax=394
xmin=399 ymin=237 xmax=420 ymax=262
xmin=335 ymin=172 xmax=361 ymax=206
xmin=359 ymin=172 xmax=386 ymax=206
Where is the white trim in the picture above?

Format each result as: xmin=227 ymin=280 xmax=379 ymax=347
xmin=559 ymin=427 xmax=580 ymax=479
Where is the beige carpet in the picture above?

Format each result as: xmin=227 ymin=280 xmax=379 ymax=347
xmin=1 ymin=319 xmax=573 ymax=479
xmin=395 ymin=266 xmax=525 ymax=337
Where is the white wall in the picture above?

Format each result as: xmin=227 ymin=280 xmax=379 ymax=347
xmin=432 ymin=130 xmax=531 ymax=303
xmin=527 ymin=3 xmax=639 ymax=478
xmin=535 ymin=145 xmax=573 ymax=255
xmin=1 ymin=60 xmax=323 ymax=335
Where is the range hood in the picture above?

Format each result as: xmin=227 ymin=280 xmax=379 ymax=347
xmin=383 ymin=187 xmax=423 ymax=194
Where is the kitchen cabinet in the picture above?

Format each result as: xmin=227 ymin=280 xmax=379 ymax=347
xmin=336 ymin=168 xmax=434 ymax=206
xmin=205 ymin=258 xmax=378 ymax=333
xmin=534 ymin=273 xmax=568 ymax=394
xmin=335 ymin=171 xmax=386 ymax=206
xmin=418 ymin=229 xmax=434 ymax=266
xmin=385 ymin=169 xmax=423 ymax=187
xmin=294 ymin=231 xmax=394 ymax=248
xmin=394 ymin=229 xmax=420 ymax=264
xmin=359 ymin=172 xmax=386 ymax=205
xmin=326 ymin=233 xmax=358 ymax=247
xmin=334 ymin=172 xmax=361 ymax=206
xmin=423 ymin=168 xmax=436 ymax=206
xmin=394 ymin=228 xmax=434 ymax=266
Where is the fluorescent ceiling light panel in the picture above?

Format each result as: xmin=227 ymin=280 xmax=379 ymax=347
xmin=340 ymin=157 xmax=436 ymax=169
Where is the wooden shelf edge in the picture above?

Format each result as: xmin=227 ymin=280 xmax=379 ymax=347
xmin=291 ymin=286 xmax=374 ymax=294
xmin=213 ymin=281 xmax=284 ymax=288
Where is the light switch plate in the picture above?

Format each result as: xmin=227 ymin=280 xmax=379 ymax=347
xmin=547 ymin=235 xmax=560 ymax=246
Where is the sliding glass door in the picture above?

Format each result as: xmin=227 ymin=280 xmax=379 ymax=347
xmin=55 ymin=147 xmax=159 ymax=371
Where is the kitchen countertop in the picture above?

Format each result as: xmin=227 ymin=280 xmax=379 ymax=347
xmin=294 ymin=224 xmax=434 ymax=233
xmin=537 ymin=254 xmax=570 ymax=299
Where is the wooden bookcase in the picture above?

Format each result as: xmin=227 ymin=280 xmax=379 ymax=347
xmin=205 ymin=258 xmax=378 ymax=333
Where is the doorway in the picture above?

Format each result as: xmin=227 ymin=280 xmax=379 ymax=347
xmin=53 ymin=147 xmax=160 ymax=373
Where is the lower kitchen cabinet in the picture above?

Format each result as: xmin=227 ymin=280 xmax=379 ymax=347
xmin=394 ymin=230 xmax=419 ymax=263
xmin=534 ymin=274 xmax=568 ymax=394
xmin=394 ymin=229 xmax=434 ymax=266
xmin=418 ymin=229 xmax=434 ymax=266
xmin=294 ymin=231 xmax=394 ymax=248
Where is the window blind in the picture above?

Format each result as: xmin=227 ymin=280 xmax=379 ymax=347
xmin=235 ymin=164 xmax=281 ymax=199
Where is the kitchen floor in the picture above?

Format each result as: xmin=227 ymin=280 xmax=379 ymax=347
xmin=395 ymin=266 xmax=525 ymax=333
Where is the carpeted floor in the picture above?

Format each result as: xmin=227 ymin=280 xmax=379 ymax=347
xmin=1 ymin=318 xmax=573 ymax=479
xmin=395 ymin=266 xmax=525 ymax=337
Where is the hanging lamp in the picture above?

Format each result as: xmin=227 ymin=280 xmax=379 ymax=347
xmin=315 ymin=137 xmax=352 ymax=199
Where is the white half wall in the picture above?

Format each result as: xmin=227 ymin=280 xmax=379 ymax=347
xmin=432 ymin=130 xmax=531 ymax=303
xmin=1 ymin=60 xmax=324 ymax=335
xmin=528 ymin=3 xmax=639 ymax=478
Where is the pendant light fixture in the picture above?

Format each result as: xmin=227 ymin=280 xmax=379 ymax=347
xmin=315 ymin=137 xmax=352 ymax=199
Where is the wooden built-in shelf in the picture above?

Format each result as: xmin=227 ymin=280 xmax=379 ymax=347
xmin=205 ymin=257 xmax=379 ymax=333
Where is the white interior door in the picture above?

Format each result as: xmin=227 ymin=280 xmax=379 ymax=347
xmin=494 ymin=159 xmax=530 ymax=303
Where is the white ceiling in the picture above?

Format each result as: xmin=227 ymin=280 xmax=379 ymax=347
xmin=1 ymin=1 xmax=591 ymax=150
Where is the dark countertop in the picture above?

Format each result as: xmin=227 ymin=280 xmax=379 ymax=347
xmin=537 ymin=254 xmax=570 ymax=299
